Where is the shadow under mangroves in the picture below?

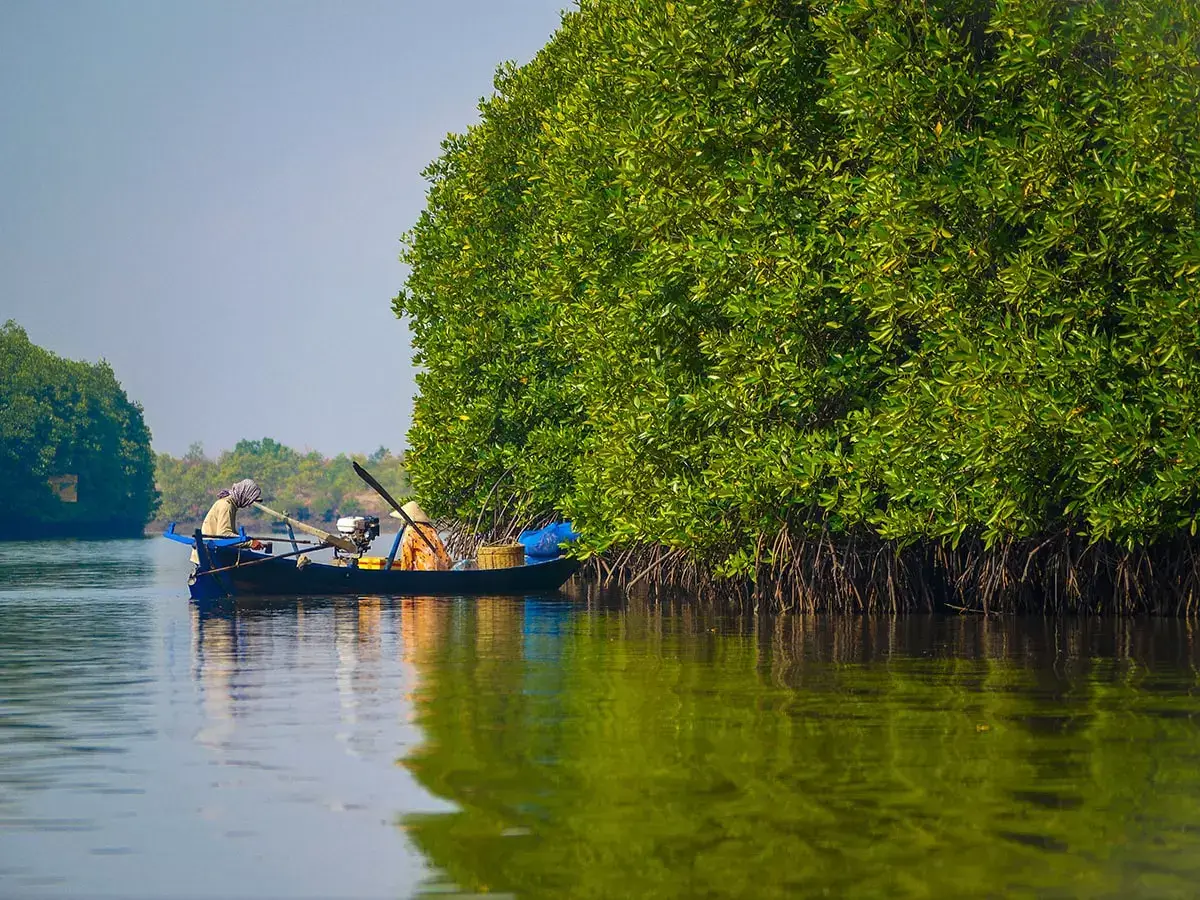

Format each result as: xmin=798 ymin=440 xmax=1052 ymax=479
xmin=396 ymin=597 xmax=1200 ymax=899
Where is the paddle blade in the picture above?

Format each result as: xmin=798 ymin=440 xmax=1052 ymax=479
xmin=351 ymin=461 xmax=402 ymax=509
xmin=351 ymin=461 xmax=442 ymax=557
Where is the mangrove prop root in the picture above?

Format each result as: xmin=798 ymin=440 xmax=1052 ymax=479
xmin=582 ymin=528 xmax=1200 ymax=616
xmin=436 ymin=506 xmax=1200 ymax=614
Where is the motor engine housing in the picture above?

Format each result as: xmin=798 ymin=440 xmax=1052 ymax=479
xmin=335 ymin=515 xmax=380 ymax=554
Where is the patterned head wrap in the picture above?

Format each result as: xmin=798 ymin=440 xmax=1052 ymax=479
xmin=217 ymin=489 xmax=230 ymax=499
xmin=227 ymin=479 xmax=262 ymax=509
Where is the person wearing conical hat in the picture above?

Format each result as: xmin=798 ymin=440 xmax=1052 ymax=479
xmin=392 ymin=500 xmax=451 ymax=571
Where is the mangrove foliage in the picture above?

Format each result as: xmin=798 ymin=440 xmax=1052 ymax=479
xmin=0 ymin=322 xmax=158 ymax=538
xmin=396 ymin=0 xmax=1200 ymax=612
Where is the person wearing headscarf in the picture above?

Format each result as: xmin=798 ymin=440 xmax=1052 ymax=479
xmin=392 ymin=501 xmax=451 ymax=571
xmin=190 ymin=479 xmax=264 ymax=564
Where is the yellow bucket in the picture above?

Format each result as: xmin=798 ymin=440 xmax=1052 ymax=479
xmin=357 ymin=556 xmax=389 ymax=570
xmin=477 ymin=543 xmax=525 ymax=570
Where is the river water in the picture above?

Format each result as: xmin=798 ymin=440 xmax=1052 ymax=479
xmin=3 ymin=539 xmax=1200 ymax=898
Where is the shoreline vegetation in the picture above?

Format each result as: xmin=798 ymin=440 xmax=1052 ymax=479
xmin=0 ymin=322 xmax=157 ymax=540
xmin=395 ymin=0 xmax=1200 ymax=614
xmin=151 ymin=439 xmax=410 ymax=532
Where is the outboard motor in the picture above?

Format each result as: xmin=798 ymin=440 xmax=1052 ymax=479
xmin=335 ymin=515 xmax=380 ymax=555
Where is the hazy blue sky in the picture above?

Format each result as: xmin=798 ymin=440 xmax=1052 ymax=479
xmin=1 ymin=0 xmax=568 ymax=457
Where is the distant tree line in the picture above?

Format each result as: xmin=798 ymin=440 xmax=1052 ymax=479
xmin=0 ymin=321 xmax=158 ymax=538
xmin=153 ymin=439 xmax=409 ymax=527
xmin=396 ymin=0 xmax=1200 ymax=612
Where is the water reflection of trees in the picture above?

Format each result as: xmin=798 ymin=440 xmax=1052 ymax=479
xmin=397 ymin=599 xmax=1200 ymax=899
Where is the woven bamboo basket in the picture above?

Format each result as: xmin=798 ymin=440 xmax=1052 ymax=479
xmin=477 ymin=542 xmax=525 ymax=570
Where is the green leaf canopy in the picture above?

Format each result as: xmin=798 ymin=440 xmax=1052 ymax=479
xmin=397 ymin=0 xmax=1200 ymax=571
xmin=0 ymin=321 xmax=158 ymax=537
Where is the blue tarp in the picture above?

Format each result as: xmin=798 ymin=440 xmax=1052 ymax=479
xmin=517 ymin=521 xmax=579 ymax=562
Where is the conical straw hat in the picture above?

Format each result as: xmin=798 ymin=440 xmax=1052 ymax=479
xmin=389 ymin=500 xmax=431 ymax=525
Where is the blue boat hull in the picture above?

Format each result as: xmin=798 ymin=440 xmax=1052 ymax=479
xmin=188 ymin=545 xmax=580 ymax=601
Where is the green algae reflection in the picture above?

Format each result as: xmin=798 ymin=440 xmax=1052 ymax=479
xmin=396 ymin=597 xmax=1200 ymax=899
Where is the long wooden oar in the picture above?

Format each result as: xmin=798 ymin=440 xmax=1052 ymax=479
xmin=252 ymin=502 xmax=357 ymax=553
xmin=351 ymin=461 xmax=441 ymax=557
xmin=241 ymin=536 xmax=321 ymax=545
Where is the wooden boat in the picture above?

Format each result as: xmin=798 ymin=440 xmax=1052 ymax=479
xmin=163 ymin=524 xmax=580 ymax=602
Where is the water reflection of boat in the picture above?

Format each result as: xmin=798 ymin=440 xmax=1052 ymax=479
xmin=191 ymin=599 xmax=396 ymax=759
xmin=190 ymin=606 xmax=237 ymax=753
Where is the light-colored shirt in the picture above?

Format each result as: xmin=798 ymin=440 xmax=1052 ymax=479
xmin=190 ymin=496 xmax=238 ymax=564
xmin=397 ymin=523 xmax=451 ymax=571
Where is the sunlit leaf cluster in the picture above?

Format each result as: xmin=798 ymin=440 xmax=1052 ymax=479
xmin=397 ymin=0 xmax=1200 ymax=571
